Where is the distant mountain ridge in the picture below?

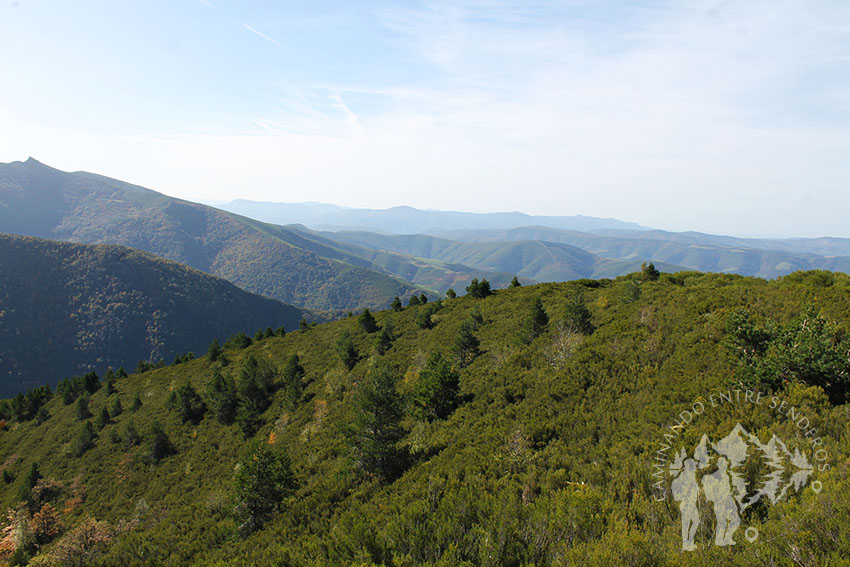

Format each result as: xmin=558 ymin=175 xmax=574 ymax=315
xmin=0 ymin=233 xmax=309 ymax=396
xmin=218 ymin=199 xmax=648 ymax=233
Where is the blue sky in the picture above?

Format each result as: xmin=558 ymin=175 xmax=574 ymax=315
xmin=1 ymin=0 xmax=849 ymax=237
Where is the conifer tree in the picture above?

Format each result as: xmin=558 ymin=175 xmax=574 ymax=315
xmin=454 ymin=319 xmax=481 ymax=368
xmin=412 ymin=351 xmax=461 ymax=421
xmin=336 ymin=330 xmax=359 ymax=370
xmin=234 ymin=441 xmax=295 ymax=535
xmin=446 ymin=288 xmax=457 ymax=299
xmin=207 ymin=338 xmax=222 ymax=362
xmin=520 ymin=296 xmax=549 ymax=344
xmin=148 ymin=421 xmax=175 ymax=463
xmin=510 ymin=275 xmax=521 ymax=288
xmin=374 ymin=319 xmax=396 ymax=355
xmin=174 ymin=382 xmax=207 ymax=424
xmin=282 ymin=354 xmax=305 ymax=407
xmin=75 ymin=394 xmax=91 ymax=421
xmin=391 ymin=296 xmax=403 ymax=312
xmin=359 ymin=309 xmax=379 ymax=333
xmin=206 ymin=371 xmax=238 ymax=425
xmin=349 ymin=361 xmax=407 ymax=481
xmin=564 ymin=289 xmax=594 ymax=334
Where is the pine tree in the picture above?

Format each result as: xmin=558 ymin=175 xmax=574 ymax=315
xmin=75 ymin=394 xmax=91 ymax=421
xmin=174 ymin=382 xmax=207 ymax=424
xmin=374 ymin=319 xmax=396 ymax=355
xmin=419 ymin=293 xmax=428 ymax=305
xmin=564 ymin=289 xmax=594 ymax=334
xmin=336 ymin=331 xmax=359 ymax=370
xmin=408 ymin=295 xmax=421 ymax=307
xmin=131 ymin=392 xmax=142 ymax=412
xmin=207 ymin=338 xmax=222 ymax=362
xmin=299 ymin=318 xmax=309 ymax=332
xmin=206 ymin=372 xmax=238 ymax=425
xmin=470 ymin=305 xmax=484 ymax=330
xmin=412 ymin=351 xmax=461 ymax=421
xmin=18 ymin=462 xmax=40 ymax=505
xmin=147 ymin=421 xmax=175 ymax=463
xmin=641 ymin=261 xmax=660 ymax=281
xmin=510 ymin=275 xmax=521 ymax=288
xmin=124 ymin=420 xmax=141 ymax=448
xmin=348 ymin=361 xmax=407 ymax=481
xmin=466 ymin=278 xmax=492 ymax=299
xmin=95 ymin=406 xmax=110 ymax=430
xmin=275 ymin=325 xmax=286 ymax=337
xmin=454 ymin=320 xmax=481 ymax=368
xmin=391 ymin=296 xmax=403 ymax=312
xmin=234 ymin=441 xmax=295 ymax=535
xmin=520 ymin=296 xmax=549 ymax=344
xmin=109 ymin=397 xmax=122 ymax=419
xmin=72 ymin=422 xmax=95 ymax=457
xmin=446 ymin=288 xmax=457 ymax=299
xmin=359 ymin=309 xmax=379 ymax=333
xmin=282 ymin=354 xmax=305 ymax=407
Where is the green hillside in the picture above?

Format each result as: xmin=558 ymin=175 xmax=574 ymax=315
xmin=435 ymin=226 xmax=850 ymax=279
xmin=0 ymin=270 xmax=848 ymax=566
xmin=0 ymin=234 xmax=309 ymax=397
xmin=0 ymin=159 xmax=425 ymax=311
xmin=323 ymin=230 xmax=688 ymax=282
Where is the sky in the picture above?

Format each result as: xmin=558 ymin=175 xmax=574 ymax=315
xmin=1 ymin=0 xmax=849 ymax=237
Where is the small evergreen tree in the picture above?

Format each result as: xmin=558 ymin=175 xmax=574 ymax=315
xmin=18 ymin=462 xmax=40 ymax=505
xmin=510 ymin=275 xmax=521 ymax=288
xmin=348 ymin=361 xmax=407 ymax=481
xmin=391 ymin=296 xmax=403 ymax=312
xmin=71 ymin=422 xmax=95 ymax=457
xmin=75 ymin=394 xmax=91 ymax=421
xmin=408 ymin=295 xmax=421 ymax=307
xmin=446 ymin=288 xmax=457 ymax=299
xmin=299 ymin=318 xmax=309 ymax=332
xmin=520 ymin=296 xmax=549 ymax=344
xmin=564 ymin=289 xmax=594 ymax=334
xmin=124 ymin=420 xmax=142 ymax=448
xmin=336 ymin=331 xmax=359 ymax=370
xmin=95 ymin=406 xmax=110 ymax=430
xmin=109 ymin=397 xmax=122 ymax=418
xmin=466 ymin=278 xmax=492 ymax=299
xmin=207 ymin=338 xmax=222 ymax=362
xmin=282 ymin=354 xmax=305 ymax=408
xmin=254 ymin=329 xmax=265 ymax=342
xmin=359 ymin=309 xmax=379 ymax=333
xmin=206 ymin=372 xmax=238 ymax=425
xmin=275 ymin=325 xmax=286 ymax=337
xmin=264 ymin=326 xmax=274 ymax=339
xmin=454 ymin=319 xmax=481 ymax=368
xmin=374 ymin=320 xmax=396 ymax=355
xmin=469 ymin=305 xmax=484 ymax=330
xmin=174 ymin=382 xmax=207 ymax=424
xmin=131 ymin=392 xmax=142 ymax=412
xmin=234 ymin=441 xmax=295 ymax=535
xmin=419 ymin=293 xmax=428 ymax=305
xmin=641 ymin=261 xmax=660 ymax=281
xmin=147 ymin=421 xmax=175 ymax=463
xmin=224 ymin=331 xmax=252 ymax=350
xmin=35 ymin=406 xmax=49 ymax=425
xmin=412 ymin=351 xmax=461 ymax=421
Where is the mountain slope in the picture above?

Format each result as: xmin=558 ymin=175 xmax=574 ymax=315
xmin=320 ymin=230 xmax=686 ymax=282
xmin=0 ymin=233 xmax=308 ymax=396
xmin=0 ymin=270 xmax=847 ymax=565
xmin=434 ymin=225 xmax=850 ymax=278
xmin=0 ymin=159 xmax=424 ymax=311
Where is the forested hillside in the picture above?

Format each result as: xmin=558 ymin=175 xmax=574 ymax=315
xmin=0 ymin=270 xmax=847 ymax=566
xmin=0 ymin=234 xmax=308 ymax=396
xmin=0 ymin=159 xmax=425 ymax=311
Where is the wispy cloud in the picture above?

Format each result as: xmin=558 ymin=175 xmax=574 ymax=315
xmin=243 ymin=24 xmax=283 ymax=48
xmin=191 ymin=0 xmax=218 ymax=11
